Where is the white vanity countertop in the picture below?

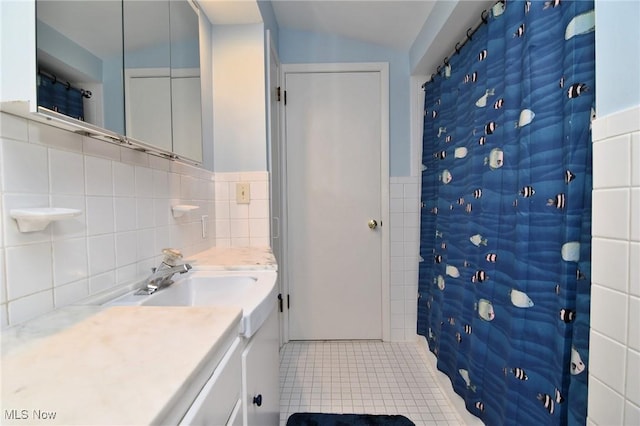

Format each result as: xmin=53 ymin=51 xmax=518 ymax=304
xmin=190 ymin=246 xmax=278 ymax=271
xmin=1 ymin=305 xmax=105 ymax=356
xmin=1 ymin=305 xmax=242 ymax=425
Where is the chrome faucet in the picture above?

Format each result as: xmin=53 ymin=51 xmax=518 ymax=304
xmin=142 ymin=248 xmax=192 ymax=294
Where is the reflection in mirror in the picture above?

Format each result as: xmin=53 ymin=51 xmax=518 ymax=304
xmin=36 ymin=1 xmax=124 ymax=134
xmin=124 ymin=0 xmax=202 ymax=162
xmin=123 ymin=0 xmax=171 ymax=151
xmin=170 ymin=0 xmax=202 ymax=162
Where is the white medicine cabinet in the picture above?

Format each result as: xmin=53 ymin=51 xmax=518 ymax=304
xmin=0 ymin=0 xmax=203 ymax=164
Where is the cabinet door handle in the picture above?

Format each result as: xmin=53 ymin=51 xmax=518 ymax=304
xmin=252 ymin=394 xmax=263 ymax=407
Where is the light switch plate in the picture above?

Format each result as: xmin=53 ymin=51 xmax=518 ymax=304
xmin=236 ymin=182 xmax=251 ymax=204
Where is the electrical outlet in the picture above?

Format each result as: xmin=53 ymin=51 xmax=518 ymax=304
xmin=236 ymin=182 xmax=251 ymax=204
xmin=201 ymin=215 xmax=208 ymax=239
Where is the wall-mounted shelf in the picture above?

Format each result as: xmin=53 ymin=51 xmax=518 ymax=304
xmin=172 ymin=204 xmax=199 ymax=218
xmin=10 ymin=208 xmax=82 ymax=233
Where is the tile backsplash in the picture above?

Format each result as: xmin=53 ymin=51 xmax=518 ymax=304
xmin=588 ymin=106 xmax=640 ymax=426
xmin=213 ymin=172 xmax=270 ymax=248
xmin=0 ymin=112 xmax=269 ymax=328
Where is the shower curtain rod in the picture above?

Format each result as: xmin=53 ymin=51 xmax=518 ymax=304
xmin=422 ymin=1 xmax=497 ymax=89
xmin=38 ymin=69 xmax=92 ymax=99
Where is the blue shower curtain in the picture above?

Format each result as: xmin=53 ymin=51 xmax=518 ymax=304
xmin=37 ymin=72 xmax=85 ymax=121
xmin=417 ymin=1 xmax=594 ymax=425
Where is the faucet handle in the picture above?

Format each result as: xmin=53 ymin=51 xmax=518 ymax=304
xmin=161 ymin=248 xmax=183 ymax=265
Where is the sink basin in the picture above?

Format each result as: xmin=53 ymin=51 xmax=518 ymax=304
xmin=104 ymin=270 xmax=277 ymax=338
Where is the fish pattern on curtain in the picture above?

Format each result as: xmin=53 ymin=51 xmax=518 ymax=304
xmin=417 ymin=1 xmax=594 ymax=425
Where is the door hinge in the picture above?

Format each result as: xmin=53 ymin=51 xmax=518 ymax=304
xmin=278 ymin=293 xmax=283 ymax=312
xmin=287 ymin=294 xmax=290 ymax=309
xmin=276 ymin=87 xmax=287 ymax=105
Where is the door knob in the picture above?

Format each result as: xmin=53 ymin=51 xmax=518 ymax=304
xmin=368 ymin=219 xmax=378 ymax=230
xmin=253 ymin=394 xmax=263 ymax=407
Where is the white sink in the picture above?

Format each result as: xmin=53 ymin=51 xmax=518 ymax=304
xmin=105 ymin=270 xmax=278 ymax=338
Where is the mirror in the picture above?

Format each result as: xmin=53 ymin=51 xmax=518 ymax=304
xmin=124 ymin=0 xmax=202 ymax=162
xmin=36 ymin=1 xmax=125 ymax=134
xmin=36 ymin=0 xmax=203 ymax=163
xmin=123 ymin=0 xmax=172 ymax=151
xmin=169 ymin=0 xmax=202 ymax=162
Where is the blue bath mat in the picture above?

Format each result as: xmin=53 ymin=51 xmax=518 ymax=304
xmin=286 ymin=413 xmax=415 ymax=426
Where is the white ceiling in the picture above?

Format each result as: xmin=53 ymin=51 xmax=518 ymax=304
xmin=271 ymin=1 xmax=437 ymax=51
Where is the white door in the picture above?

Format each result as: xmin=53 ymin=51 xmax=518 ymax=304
xmin=171 ymin=76 xmax=202 ymax=162
xmin=284 ymin=65 xmax=388 ymax=340
xmin=127 ymin=76 xmax=172 ymax=150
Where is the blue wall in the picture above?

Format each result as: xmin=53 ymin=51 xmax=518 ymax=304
xmin=36 ymin=21 xmax=103 ymax=81
xmin=279 ymin=28 xmax=411 ymax=177
xmin=595 ymin=0 xmax=640 ymax=116
xmin=124 ymin=39 xmax=199 ymax=69
xmin=409 ymin=0 xmax=457 ymax=74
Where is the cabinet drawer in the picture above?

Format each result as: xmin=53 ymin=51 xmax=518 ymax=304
xmin=181 ymin=337 xmax=242 ymax=425
xmin=226 ymin=399 xmax=242 ymax=426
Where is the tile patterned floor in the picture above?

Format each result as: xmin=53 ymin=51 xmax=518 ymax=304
xmin=279 ymin=341 xmax=466 ymax=426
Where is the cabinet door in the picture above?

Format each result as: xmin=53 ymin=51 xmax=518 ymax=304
xmin=181 ymin=338 xmax=242 ymax=426
xmin=227 ymin=400 xmax=243 ymax=426
xmin=242 ymin=308 xmax=280 ymax=426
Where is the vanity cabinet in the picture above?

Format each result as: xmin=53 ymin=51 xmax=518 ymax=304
xmin=180 ymin=338 xmax=243 ymax=425
xmin=178 ymin=305 xmax=279 ymax=426
xmin=242 ymin=306 xmax=280 ymax=426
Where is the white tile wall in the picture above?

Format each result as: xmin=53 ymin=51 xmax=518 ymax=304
xmin=113 ymin=162 xmax=135 ymax=197
xmin=50 ymin=149 xmax=84 ymax=195
xmin=7 ymin=290 xmax=54 ymax=326
xmin=589 ymin=105 xmax=640 ymax=425
xmin=588 ymin=376 xmax=625 ymax=426
xmin=389 ymin=176 xmax=421 ymax=341
xmin=55 ymin=279 xmax=89 ymax=308
xmin=2 ymin=139 xmax=49 ymax=193
xmin=590 ymin=286 xmax=628 ymax=344
xmin=0 ymin=112 xmax=219 ymax=326
xmin=85 ymin=155 xmax=113 ymax=196
xmin=52 ymin=237 xmax=88 ymax=286
xmin=5 ymin=243 xmax=52 ymax=299
xmin=214 ymin=172 xmax=270 ymax=248
xmin=625 ymin=401 xmax=640 ymax=426
xmin=589 ymin=331 xmax=627 ymax=395
xmin=627 ymin=350 xmax=640 ymax=406
xmin=591 ymin=238 xmax=629 ymax=293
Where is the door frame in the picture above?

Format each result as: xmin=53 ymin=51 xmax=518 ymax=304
xmin=278 ymin=62 xmax=390 ymax=342
xmin=265 ymin=30 xmax=287 ymax=347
